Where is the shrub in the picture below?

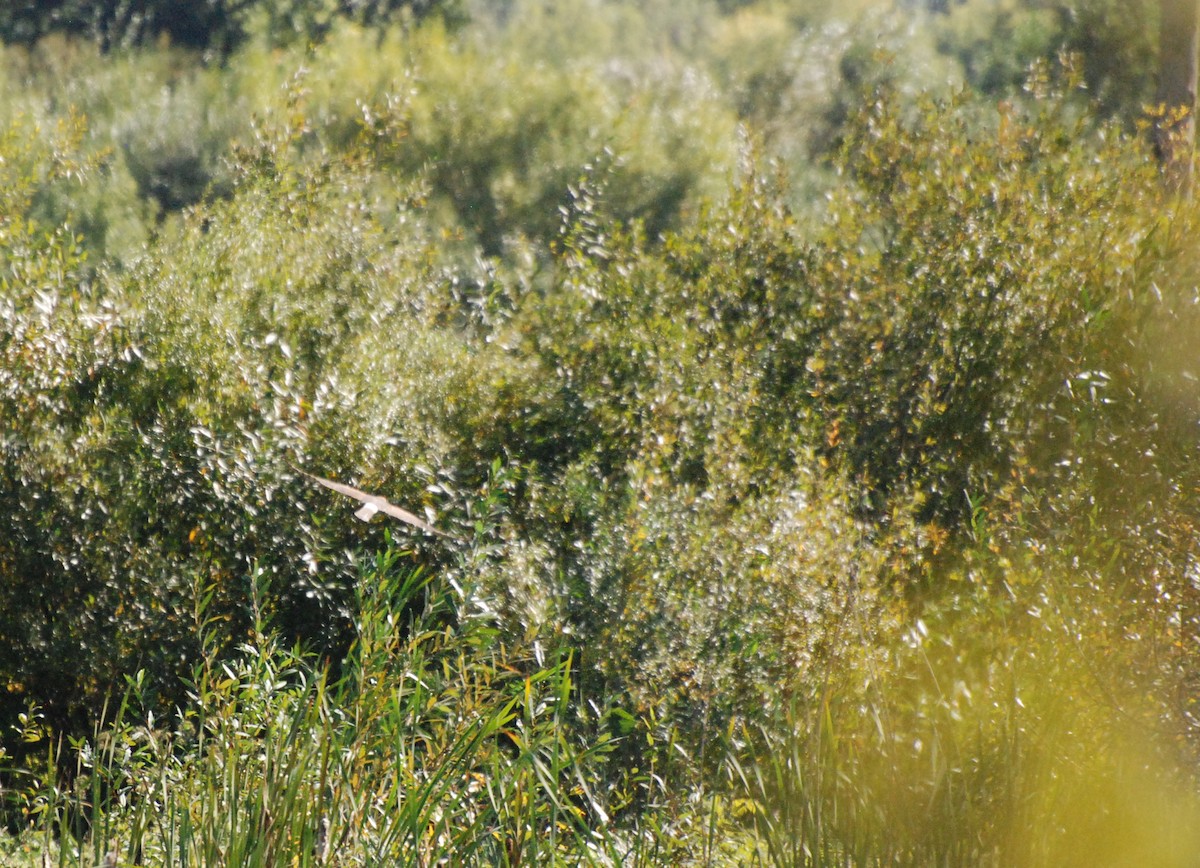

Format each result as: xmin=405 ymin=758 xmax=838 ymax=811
xmin=805 ymin=68 xmax=1156 ymax=524
xmin=503 ymin=169 xmax=906 ymax=742
xmin=0 ymin=110 xmax=542 ymax=743
xmin=0 ymin=114 xmax=121 ymax=737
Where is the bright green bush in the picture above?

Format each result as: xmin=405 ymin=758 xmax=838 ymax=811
xmin=495 ymin=170 xmax=911 ymax=745
xmin=0 ymin=5 xmax=744 ymax=751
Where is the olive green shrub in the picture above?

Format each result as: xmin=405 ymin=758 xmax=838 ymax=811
xmin=498 ymin=65 xmax=1186 ymax=744
xmin=0 ymin=4 xmax=746 ymax=749
xmin=699 ymin=66 xmax=1200 ymax=866
xmin=805 ymin=70 xmax=1155 ymax=524
xmin=0 ymin=111 xmax=547 ymax=741
xmin=0 ymin=114 xmax=130 ymax=737
xmin=496 ymin=170 xmax=910 ymax=743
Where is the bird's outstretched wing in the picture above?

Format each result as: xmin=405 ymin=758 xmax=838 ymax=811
xmin=302 ymin=472 xmax=463 ymax=541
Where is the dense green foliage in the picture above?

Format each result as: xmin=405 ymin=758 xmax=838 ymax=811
xmin=0 ymin=0 xmax=464 ymax=52
xmin=1 ymin=0 xmax=1199 ymax=864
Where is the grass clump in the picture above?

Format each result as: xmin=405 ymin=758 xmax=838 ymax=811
xmin=8 ymin=546 xmax=690 ymax=866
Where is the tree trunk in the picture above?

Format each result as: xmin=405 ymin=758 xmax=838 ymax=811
xmin=1158 ymin=0 xmax=1200 ymax=191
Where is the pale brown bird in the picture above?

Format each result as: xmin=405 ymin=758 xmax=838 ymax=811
xmin=302 ymin=471 xmax=463 ymax=542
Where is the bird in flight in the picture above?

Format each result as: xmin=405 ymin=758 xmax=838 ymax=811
xmin=302 ymin=471 xmax=463 ymax=542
